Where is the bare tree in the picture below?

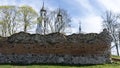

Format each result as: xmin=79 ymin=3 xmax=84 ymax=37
xmin=47 ymin=8 xmax=71 ymax=34
xmin=102 ymin=11 xmax=120 ymax=56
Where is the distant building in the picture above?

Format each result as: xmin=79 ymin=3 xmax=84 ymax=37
xmin=79 ymin=21 xmax=81 ymax=33
xmin=55 ymin=8 xmax=63 ymax=32
xmin=36 ymin=2 xmax=47 ymax=35
xmin=36 ymin=2 xmax=63 ymax=34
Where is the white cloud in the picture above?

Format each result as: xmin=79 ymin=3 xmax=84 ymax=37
xmin=70 ymin=15 xmax=103 ymax=33
xmin=64 ymin=0 xmax=102 ymax=33
xmin=75 ymin=0 xmax=94 ymax=13
xmin=71 ymin=17 xmax=80 ymax=33
xmin=98 ymin=0 xmax=120 ymax=13
xmin=0 ymin=0 xmax=9 ymax=5
xmin=81 ymin=15 xmax=103 ymax=33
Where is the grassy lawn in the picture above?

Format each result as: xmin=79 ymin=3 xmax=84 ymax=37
xmin=112 ymin=55 xmax=120 ymax=59
xmin=0 ymin=62 xmax=120 ymax=68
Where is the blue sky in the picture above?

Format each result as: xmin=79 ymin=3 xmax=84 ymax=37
xmin=1 ymin=0 xmax=120 ymax=33
xmin=0 ymin=0 xmax=120 ymax=55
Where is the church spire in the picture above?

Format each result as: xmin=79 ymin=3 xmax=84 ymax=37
xmin=40 ymin=2 xmax=46 ymax=14
xmin=37 ymin=1 xmax=47 ymax=35
xmin=55 ymin=8 xmax=63 ymax=32
xmin=58 ymin=8 xmax=61 ymax=15
xmin=79 ymin=21 xmax=81 ymax=33
xmin=41 ymin=2 xmax=44 ymax=11
xmin=57 ymin=0 xmax=62 ymax=20
xmin=57 ymin=8 xmax=62 ymax=22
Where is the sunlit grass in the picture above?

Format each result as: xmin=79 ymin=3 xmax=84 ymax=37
xmin=112 ymin=55 xmax=120 ymax=59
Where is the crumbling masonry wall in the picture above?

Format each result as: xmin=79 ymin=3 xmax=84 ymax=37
xmin=0 ymin=29 xmax=112 ymax=64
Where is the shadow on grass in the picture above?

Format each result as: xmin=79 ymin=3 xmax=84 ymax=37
xmin=0 ymin=63 xmax=106 ymax=67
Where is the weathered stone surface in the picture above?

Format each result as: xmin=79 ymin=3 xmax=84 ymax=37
xmin=7 ymin=30 xmax=112 ymax=45
xmin=8 ymin=32 xmax=31 ymax=44
xmin=0 ymin=54 xmax=111 ymax=65
xmin=8 ymin=32 xmax=67 ymax=45
xmin=0 ymin=29 xmax=112 ymax=65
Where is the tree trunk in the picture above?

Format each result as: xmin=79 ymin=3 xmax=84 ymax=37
xmin=115 ymin=43 xmax=119 ymax=56
xmin=24 ymin=25 xmax=27 ymax=32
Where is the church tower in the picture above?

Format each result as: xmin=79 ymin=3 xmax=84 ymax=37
xmin=55 ymin=8 xmax=63 ymax=32
xmin=36 ymin=2 xmax=47 ymax=35
xmin=40 ymin=2 xmax=46 ymax=18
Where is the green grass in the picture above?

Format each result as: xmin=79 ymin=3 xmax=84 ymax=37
xmin=112 ymin=55 xmax=120 ymax=59
xmin=0 ymin=62 xmax=120 ymax=68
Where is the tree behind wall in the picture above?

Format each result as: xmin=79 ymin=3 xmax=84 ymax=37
xmin=18 ymin=5 xmax=38 ymax=33
xmin=47 ymin=8 xmax=71 ymax=34
xmin=36 ymin=8 xmax=71 ymax=34
xmin=0 ymin=6 xmax=18 ymax=37
xmin=102 ymin=11 xmax=120 ymax=56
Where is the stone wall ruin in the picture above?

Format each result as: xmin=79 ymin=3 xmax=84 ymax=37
xmin=0 ymin=29 xmax=112 ymax=65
